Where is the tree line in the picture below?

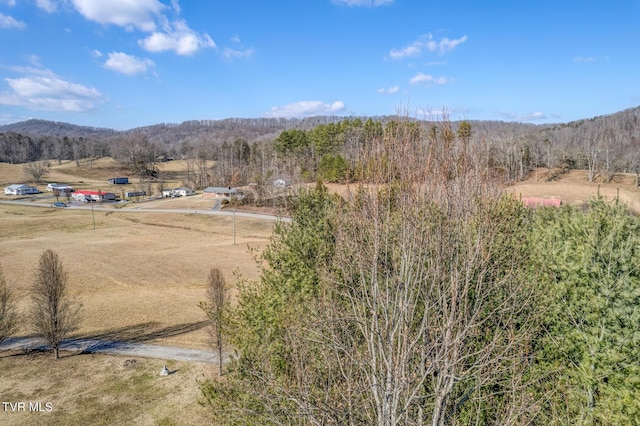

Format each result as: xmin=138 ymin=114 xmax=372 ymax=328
xmin=198 ymin=118 xmax=640 ymax=425
xmin=3 ymin=106 xmax=640 ymax=190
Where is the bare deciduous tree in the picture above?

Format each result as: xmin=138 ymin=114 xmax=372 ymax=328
xmin=0 ymin=264 xmax=19 ymax=345
xmin=29 ymin=250 xmax=82 ymax=359
xmin=24 ymin=160 xmax=49 ymax=182
xmin=199 ymin=267 xmax=230 ymax=375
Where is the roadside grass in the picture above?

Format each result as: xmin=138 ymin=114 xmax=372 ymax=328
xmin=0 ymin=350 xmax=211 ymax=425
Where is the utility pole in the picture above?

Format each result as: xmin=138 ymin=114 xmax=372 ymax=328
xmin=91 ymin=201 xmax=96 ymax=230
xmin=233 ymin=208 xmax=236 ymax=245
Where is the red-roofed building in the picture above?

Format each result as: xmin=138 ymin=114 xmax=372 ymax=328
xmin=72 ymin=190 xmax=117 ymax=202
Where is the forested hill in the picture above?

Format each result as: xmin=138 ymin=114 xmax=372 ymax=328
xmin=0 ymin=115 xmax=390 ymax=143
xmin=2 ymin=106 xmax=639 ymax=149
xmin=1 ymin=107 xmax=639 ymax=183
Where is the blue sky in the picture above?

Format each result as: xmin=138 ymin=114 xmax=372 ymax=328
xmin=0 ymin=0 xmax=638 ymax=130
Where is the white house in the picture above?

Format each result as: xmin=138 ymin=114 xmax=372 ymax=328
xmin=47 ymin=183 xmax=74 ymax=193
xmin=162 ymin=188 xmax=196 ymax=197
xmin=4 ymin=184 xmax=39 ymax=195
xmin=173 ymin=188 xmax=196 ymax=197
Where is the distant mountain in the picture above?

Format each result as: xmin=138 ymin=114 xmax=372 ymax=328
xmin=1 ymin=106 xmax=638 ymax=153
xmin=0 ymin=119 xmax=118 ymax=139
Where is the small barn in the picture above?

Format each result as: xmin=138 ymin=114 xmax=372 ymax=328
xmin=108 ymin=177 xmax=129 ymax=185
xmin=4 ymin=184 xmax=39 ymax=195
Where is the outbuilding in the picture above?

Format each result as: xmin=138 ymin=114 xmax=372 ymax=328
xmin=4 ymin=184 xmax=39 ymax=195
xmin=108 ymin=177 xmax=129 ymax=185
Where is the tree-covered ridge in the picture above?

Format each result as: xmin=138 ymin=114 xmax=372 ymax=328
xmin=2 ymin=105 xmax=640 ymax=189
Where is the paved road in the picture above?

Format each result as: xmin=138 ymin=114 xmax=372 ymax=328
xmin=0 ymin=199 xmax=291 ymax=222
xmin=0 ymin=337 xmax=223 ymax=364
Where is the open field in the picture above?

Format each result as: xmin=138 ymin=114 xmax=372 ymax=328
xmin=508 ymin=168 xmax=640 ymax=212
xmin=0 ymin=350 xmax=211 ymax=425
xmin=0 ymin=203 xmax=274 ymax=350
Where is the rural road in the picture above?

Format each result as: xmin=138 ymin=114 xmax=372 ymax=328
xmin=0 ymin=199 xmax=292 ymax=223
xmin=0 ymin=337 xmax=223 ymax=364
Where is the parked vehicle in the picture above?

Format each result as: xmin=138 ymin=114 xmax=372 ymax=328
xmin=52 ymin=202 xmax=67 ymax=208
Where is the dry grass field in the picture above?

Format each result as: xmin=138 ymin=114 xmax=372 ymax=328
xmin=0 ymin=203 xmax=273 ymax=350
xmin=508 ymin=168 xmax=640 ymax=212
xmin=0 ymin=351 xmax=211 ymax=425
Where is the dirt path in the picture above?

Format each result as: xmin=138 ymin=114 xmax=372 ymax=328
xmin=0 ymin=337 xmax=223 ymax=364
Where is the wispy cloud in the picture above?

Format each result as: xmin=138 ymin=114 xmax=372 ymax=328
xmin=573 ymin=55 xmax=609 ymax=63
xmin=35 ymin=0 xmax=57 ymax=13
xmin=332 ymin=0 xmax=393 ymax=6
xmin=1 ymin=0 xmax=17 ymax=7
xmin=265 ymin=100 xmax=346 ymax=118
xmin=103 ymin=52 xmax=155 ymax=75
xmin=222 ymin=47 xmax=253 ymax=60
xmin=0 ymin=62 xmax=105 ymax=112
xmin=409 ymin=72 xmax=451 ymax=86
xmin=222 ymin=35 xmax=253 ymax=60
xmin=377 ymin=85 xmax=399 ymax=94
xmin=0 ymin=12 xmax=26 ymax=29
xmin=389 ymin=33 xmax=467 ymax=59
xmin=496 ymin=111 xmax=547 ymax=122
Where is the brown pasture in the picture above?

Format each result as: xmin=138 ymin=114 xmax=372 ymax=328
xmin=0 ymin=203 xmax=273 ymax=350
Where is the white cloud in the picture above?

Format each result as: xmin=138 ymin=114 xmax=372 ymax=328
xmin=0 ymin=64 xmax=105 ymax=112
xmin=35 ymin=0 xmax=57 ymax=13
xmin=222 ymin=47 xmax=253 ymax=60
xmin=377 ymin=85 xmax=399 ymax=94
xmin=1 ymin=0 xmax=16 ymax=6
xmin=265 ymin=100 xmax=346 ymax=118
xmin=333 ymin=0 xmax=393 ymax=6
xmin=409 ymin=72 xmax=451 ymax=86
xmin=497 ymin=111 xmax=547 ymax=122
xmin=389 ymin=33 xmax=467 ymax=59
xmin=139 ymin=19 xmax=215 ymax=55
xmin=573 ymin=55 xmax=609 ymax=63
xmin=104 ymin=51 xmax=155 ymax=75
xmin=92 ymin=49 xmax=103 ymax=58
xmin=0 ymin=12 xmax=26 ymax=29
xmin=70 ymin=0 xmax=166 ymax=32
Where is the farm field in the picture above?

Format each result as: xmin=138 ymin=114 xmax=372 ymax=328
xmin=0 ymin=202 xmax=274 ymax=350
xmin=508 ymin=168 xmax=640 ymax=212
